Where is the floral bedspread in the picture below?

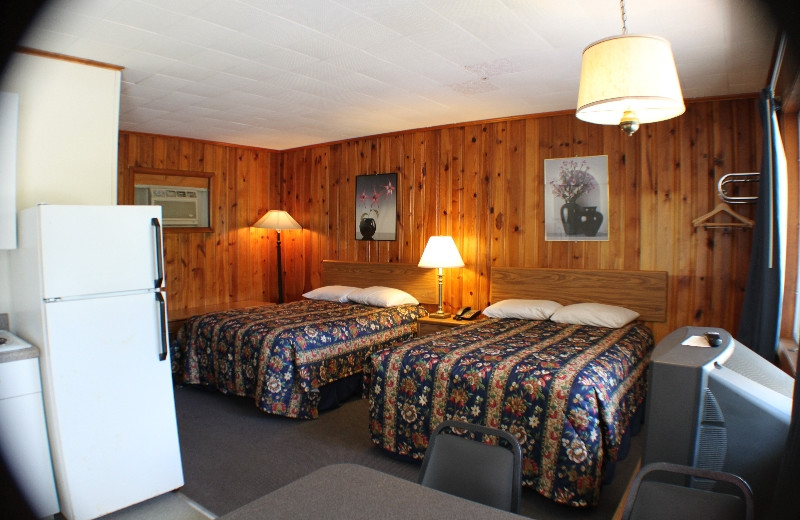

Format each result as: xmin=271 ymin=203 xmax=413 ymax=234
xmin=172 ymin=300 xmax=423 ymax=419
xmin=366 ymin=318 xmax=654 ymax=507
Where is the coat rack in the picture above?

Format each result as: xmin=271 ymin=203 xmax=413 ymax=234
xmin=717 ymin=173 xmax=760 ymax=204
xmin=692 ymin=203 xmax=754 ymax=229
xmin=693 ymin=172 xmax=759 ymax=229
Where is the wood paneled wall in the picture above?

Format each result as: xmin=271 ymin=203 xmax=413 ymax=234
xmin=282 ymin=98 xmax=761 ymax=341
xmin=117 ymin=133 xmax=281 ymax=311
xmin=118 ymin=96 xmax=763 ymax=342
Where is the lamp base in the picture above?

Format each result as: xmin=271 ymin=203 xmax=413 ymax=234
xmin=427 ymin=311 xmax=451 ymax=319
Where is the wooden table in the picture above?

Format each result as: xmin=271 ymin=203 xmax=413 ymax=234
xmin=218 ymin=464 xmax=529 ymax=520
xmin=167 ymin=300 xmax=271 ymax=335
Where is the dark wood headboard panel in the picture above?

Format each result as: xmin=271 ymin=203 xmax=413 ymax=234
xmin=490 ymin=267 xmax=668 ymax=322
xmin=322 ymin=260 xmax=438 ymax=304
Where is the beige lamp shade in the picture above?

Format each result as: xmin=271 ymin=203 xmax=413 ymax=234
xmin=418 ymin=236 xmax=465 ymax=269
xmin=576 ymin=34 xmax=685 ymax=127
xmin=253 ymin=210 xmax=301 ymax=231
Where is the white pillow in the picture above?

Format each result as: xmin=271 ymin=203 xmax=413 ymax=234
xmin=302 ymin=285 xmax=358 ymax=303
xmin=347 ymin=286 xmax=419 ymax=307
xmin=482 ymin=299 xmax=562 ymax=320
xmin=550 ymin=303 xmax=639 ymax=328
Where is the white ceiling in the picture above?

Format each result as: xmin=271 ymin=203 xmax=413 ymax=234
xmin=14 ymin=0 xmax=778 ymax=150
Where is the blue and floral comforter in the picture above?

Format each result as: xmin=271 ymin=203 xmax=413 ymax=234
xmin=366 ymin=318 xmax=653 ymax=507
xmin=172 ymin=300 xmax=424 ymax=419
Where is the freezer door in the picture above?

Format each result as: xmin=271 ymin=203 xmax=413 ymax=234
xmin=30 ymin=205 xmax=165 ymax=299
xmin=41 ymin=292 xmax=182 ymax=520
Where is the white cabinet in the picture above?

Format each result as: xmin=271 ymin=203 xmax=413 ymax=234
xmin=0 ymin=331 xmax=59 ymax=518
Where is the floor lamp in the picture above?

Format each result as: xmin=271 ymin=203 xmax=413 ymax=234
xmin=254 ymin=210 xmax=301 ymax=303
xmin=418 ymin=236 xmax=464 ymax=319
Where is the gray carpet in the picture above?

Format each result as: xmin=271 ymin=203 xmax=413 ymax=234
xmin=97 ymin=492 xmax=214 ymax=520
xmin=175 ymin=384 xmax=642 ymax=519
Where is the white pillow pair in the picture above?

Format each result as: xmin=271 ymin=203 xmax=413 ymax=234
xmin=483 ymin=299 xmax=639 ymax=328
xmin=303 ymin=285 xmax=419 ymax=307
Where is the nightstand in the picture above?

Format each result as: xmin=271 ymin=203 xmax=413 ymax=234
xmin=418 ymin=315 xmax=480 ymax=336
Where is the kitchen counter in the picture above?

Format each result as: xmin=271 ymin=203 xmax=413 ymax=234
xmin=0 ymin=329 xmax=40 ymax=363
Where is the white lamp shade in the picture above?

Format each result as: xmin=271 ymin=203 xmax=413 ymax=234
xmin=576 ymin=34 xmax=685 ymax=126
xmin=418 ymin=236 xmax=465 ymax=268
xmin=253 ymin=210 xmax=302 ymax=231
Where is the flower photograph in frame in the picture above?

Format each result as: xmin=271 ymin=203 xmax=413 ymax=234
xmin=544 ymin=155 xmax=609 ymax=241
xmin=355 ymin=173 xmax=397 ymax=241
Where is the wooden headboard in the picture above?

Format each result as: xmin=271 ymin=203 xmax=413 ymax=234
xmin=322 ymin=260 xmax=438 ymax=304
xmin=490 ymin=267 xmax=668 ymax=322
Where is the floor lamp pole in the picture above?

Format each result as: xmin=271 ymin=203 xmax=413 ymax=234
xmin=276 ymin=230 xmax=284 ymax=304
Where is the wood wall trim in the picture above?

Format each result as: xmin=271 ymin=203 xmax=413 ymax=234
xmin=119 ymin=130 xmax=281 ymax=153
xmin=130 ymin=166 xmax=214 ymax=179
xmin=16 ymin=46 xmax=124 ymax=71
xmin=280 ymin=94 xmax=759 ymax=153
xmin=118 ymin=95 xmax=760 ymax=155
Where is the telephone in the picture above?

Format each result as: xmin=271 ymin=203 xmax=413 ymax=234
xmin=705 ymin=331 xmax=722 ymax=346
xmin=454 ymin=306 xmax=481 ymax=320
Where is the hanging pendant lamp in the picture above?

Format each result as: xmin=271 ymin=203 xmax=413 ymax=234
xmin=576 ymin=0 xmax=685 ymax=135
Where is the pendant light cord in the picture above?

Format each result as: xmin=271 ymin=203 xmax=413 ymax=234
xmin=619 ymin=0 xmax=628 ymax=35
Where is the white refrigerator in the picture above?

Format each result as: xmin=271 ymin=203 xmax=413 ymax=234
xmin=8 ymin=204 xmax=184 ymax=520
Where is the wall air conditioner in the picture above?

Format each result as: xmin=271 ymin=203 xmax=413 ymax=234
xmin=149 ymin=187 xmax=201 ymax=226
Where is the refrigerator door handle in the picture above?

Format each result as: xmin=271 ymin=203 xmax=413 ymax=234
xmin=151 ymin=217 xmax=164 ymax=289
xmin=156 ymin=291 xmax=168 ymax=361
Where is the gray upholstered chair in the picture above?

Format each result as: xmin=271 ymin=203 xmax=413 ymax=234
xmin=418 ymin=420 xmax=523 ymax=513
xmin=621 ymin=462 xmax=754 ymax=520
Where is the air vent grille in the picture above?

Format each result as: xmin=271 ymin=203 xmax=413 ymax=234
xmin=695 ymin=388 xmax=727 ymax=490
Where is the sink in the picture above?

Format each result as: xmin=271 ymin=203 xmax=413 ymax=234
xmin=0 ymin=330 xmax=33 ymax=352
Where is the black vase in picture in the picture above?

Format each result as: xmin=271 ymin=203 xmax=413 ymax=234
xmin=359 ymin=217 xmax=376 ymax=240
xmin=560 ymin=202 xmax=582 ymax=235
xmin=580 ymin=206 xmax=604 ymax=236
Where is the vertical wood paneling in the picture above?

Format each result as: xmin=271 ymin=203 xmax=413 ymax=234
xmin=119 ymin=96 xmax=767 ymax=342
xmin=118 ymin=133 xmax=277 ymax=314
xmin=462 ymin=124 xmax=482 ymax=305
xmin=387 ymin=136 xmax=405 ymax=262
xmin=276 ymin=98 xmax=762 ymax=341
xmin=522 ymin=119 xmax=540 ymax=268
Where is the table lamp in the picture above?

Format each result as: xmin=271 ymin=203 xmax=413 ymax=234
xmin=418 ymin=236 xmax=464 ymax=319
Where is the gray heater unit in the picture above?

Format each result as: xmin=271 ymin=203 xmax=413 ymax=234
xmin=642 ymin=326 xmax=793 ymax=519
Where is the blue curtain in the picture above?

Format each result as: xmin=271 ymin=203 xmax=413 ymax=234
xmin=739 ymin=88 xmax=796 ymax=519
xmin=737 ymin=89 xmax=787 ymax=360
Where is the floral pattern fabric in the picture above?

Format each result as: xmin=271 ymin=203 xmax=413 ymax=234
xmin=366 ymin=318 xmax=653 ymax=507
xmin=172 ymin=300 xmax=424 ymax=419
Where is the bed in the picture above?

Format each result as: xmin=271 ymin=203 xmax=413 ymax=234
xmin=367 ymin=267 xmax=667 ymax=507
xmin=171 ymin=261 xmax=436 ymax=419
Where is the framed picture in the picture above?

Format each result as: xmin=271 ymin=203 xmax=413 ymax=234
xmin=355 ymin=173 xmax=397 ymax=241
xmin=544 ymin=155 xmax=609 ymax=241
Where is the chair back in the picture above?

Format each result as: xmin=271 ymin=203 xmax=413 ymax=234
xmin=418 ymin=420 xmax=522 ymax=513
xmin=621 ymin=462 xmax=754 ymax=520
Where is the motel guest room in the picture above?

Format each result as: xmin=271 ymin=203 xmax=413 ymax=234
xmin=1 ymin=0 xmax=799 ymax=519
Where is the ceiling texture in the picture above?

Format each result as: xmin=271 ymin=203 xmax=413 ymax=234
xmin=12 ymin=0 xmax=779 ymax=150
